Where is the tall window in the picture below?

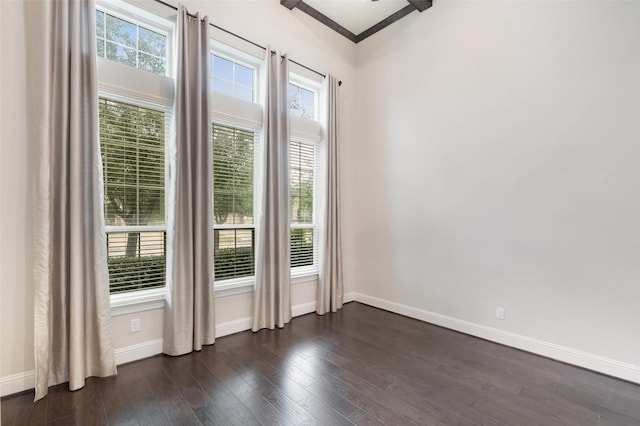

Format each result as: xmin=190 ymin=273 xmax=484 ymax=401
xmin=212 ymin=123 xmax=256 ymax=281
xmin=96 ymin=9 xmax=168 ymax=75
xmin=99 ymin=98 xmax=167 ymax=293
xmin=290 ymin=140 xmax=317 ymax=270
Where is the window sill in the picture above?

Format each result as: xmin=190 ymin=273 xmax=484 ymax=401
xmin=214 ymin=271 xmax=319 ymax=298
xmin=110 ymin=287 xmax=166 ymax=317
xmin=110 ymin=271 xmax=320 ymax=316
xmin=291 ymin=271 xmax=319 ymax=285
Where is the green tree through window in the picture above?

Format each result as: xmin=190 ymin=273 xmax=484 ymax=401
xmin=96 ymin=10 xmax=167 ymax=75
xmin=290 ymin=140 xmax=315 ymax=268
xmin=99 ymin=98 xmax=166 ymax=293
xmin=212 ymin=124 xmax=255 ymax=281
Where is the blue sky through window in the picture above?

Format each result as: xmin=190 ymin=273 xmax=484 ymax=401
xmin=211 ymin=55 xmax=254 ymax=102
xmin=96 ymin=9 xmax=167 ymax=75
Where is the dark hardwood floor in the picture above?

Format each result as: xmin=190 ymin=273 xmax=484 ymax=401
xmin=2 ymin=302 xmax=639 ymax=425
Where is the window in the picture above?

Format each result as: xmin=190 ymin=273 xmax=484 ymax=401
xmin=96 ymin=9 xmax=167 ymax=75
xmin=288 ymin=83 xmax=316 ymax=119
xmin=211 ymin=54 xmax=255 ymax=102
xmin=99 ymin=98 xmax=168 ymax=294
xmin=212 ymin=123 xmax=257 ymax=281
xmin=290 ymin=140 xmax=318 ymax=271
xmin=96 ymin=2 xmax=173 ymax=298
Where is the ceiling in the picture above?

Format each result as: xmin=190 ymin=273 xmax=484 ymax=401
xmin=281 ymin=0 xmax=432 ymax=43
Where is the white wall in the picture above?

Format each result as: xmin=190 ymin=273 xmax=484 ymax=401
xmin=0 ymin=0 xmax=357 ymax=395
xmin=352 ymin=0 xmax=640 ymax=378
xmin=1 ymin=0 xmax=34 ymax=390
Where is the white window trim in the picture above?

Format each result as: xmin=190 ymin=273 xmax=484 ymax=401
xmin=111 ymin=287 xmax=166 ymax=317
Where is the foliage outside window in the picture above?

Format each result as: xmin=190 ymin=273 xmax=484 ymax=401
xmin=290 ymin=140 xmax=315 ymax=268
xmin=211 ymin=55 xmax=254 ymax=102
xmin=96 ymin=9 xmax=167 ymax=75
xmin=99 ymin=98 xmax=166 ymax=293
xmin=288 ymin=83 xmax=315 ymax=120
xmin=212 ymin=123 xmax=256 ymax=281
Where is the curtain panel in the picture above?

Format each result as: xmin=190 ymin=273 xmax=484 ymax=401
xmin=163 ymin=6 xmax=215 ymax=355
xmin=317 ymin=75 xmax=344 ymax=315
xmin=252 ymin=50 xmax=292 ymax=331
xmin=27 ymin=0 xmax=117 ymax=401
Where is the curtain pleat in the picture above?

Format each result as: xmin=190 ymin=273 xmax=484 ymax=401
xmin=27 ymin=0 xmax=117 ymax=401
xmin=317 ymin=75 xmax=344 ymax=315
xmin=252 ymin=50 xmax=292 ymax=331
xmin=163 ymin=7 xmax=215 ymax=355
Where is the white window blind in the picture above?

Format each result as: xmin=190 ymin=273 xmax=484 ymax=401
xmin=290 ymin=140 xmax=318 ymax=271
xmin=212 ymin=123 xmax=257 ymax=282
xmin=99 ymin=97 xmax=167 ymax=294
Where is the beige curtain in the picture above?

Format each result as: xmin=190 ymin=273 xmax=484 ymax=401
xmin=317 ymin=75 xmax=344 ymax=315
xmin=252 ymin=50 xmax=292 ymax=331
xmin=163 ymin=7 xmax=215 ymax=355
xmin=27 ymin=0 xmax=117 ymax=401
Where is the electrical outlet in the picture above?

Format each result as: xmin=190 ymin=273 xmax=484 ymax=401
xmin=496 ymin=307 xmax=505 ymax=320
xmin=130 ymin=318 xmax=141 ymax=333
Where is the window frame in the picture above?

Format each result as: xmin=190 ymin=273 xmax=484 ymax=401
xmin=290 ymin=137 xmax=321 ymax=277
xmin=98 ymin=93 xmax=172 ymax=298
xmin=211 ymin=41 xmax=261 ymax=104
xmin=95 ymin=0 xmax=175 ymax=307
xmin=209 ymin=38 xmax=264 ymax=289
xmin=288 ymin=71 xmax=322 ymax=277
xmin=211 ymin=53 xmax=257 ymax=103
xmin=96 ymin=0 xmax=174 ymax=77
xmin=288 ymin=74 xmax=319 ymax=121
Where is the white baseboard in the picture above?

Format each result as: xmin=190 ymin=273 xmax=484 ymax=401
xmin=216 ymin=317 xmax=252 ymax=338
xmin=292 ymin=301 xmax=316 ymax=317
xmin=1 ymin=370 xmax=36 ymax=397
xmin=344 ymin=291 xmax=356 ymax=303
xmin=353 ymin=292 xmax=640 ymax=384
xmin=114 ymin=338 xmax=164 ymax=365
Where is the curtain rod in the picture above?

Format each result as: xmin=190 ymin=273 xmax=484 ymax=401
xmin=152 ymin=0 xmax=342 ymax=85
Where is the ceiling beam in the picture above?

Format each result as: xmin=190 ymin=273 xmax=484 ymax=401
xmin=294 ymin=1 xmax=358 ymax=43
xmin=356 ymin=4 xmax=415 ymax=43
xmin=407 ymin=0 xmax=433 ymax=13
xmin=281 ymin=0 xmax=432 ymax=44
xmin=280 ymin=0 xmax=302 ymax=10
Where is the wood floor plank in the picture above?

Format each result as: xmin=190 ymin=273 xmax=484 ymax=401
xmin=3 ymin=302 xmax=639 ymax=426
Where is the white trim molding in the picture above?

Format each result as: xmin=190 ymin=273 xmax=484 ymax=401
xmin=292 ymin=301 xmax=316 ymax=317
xmin=1 ymin=370 xmax=36 ymax=397
xmin=114 ymin=339 xmax=164 ymax=365
xmin=216 ymin=317 xmax=252 ymax=338
xmin=344 ymin=291 xmax=356 ymax=303
xmin=352 ymin=292 xmax=640 ymax=385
